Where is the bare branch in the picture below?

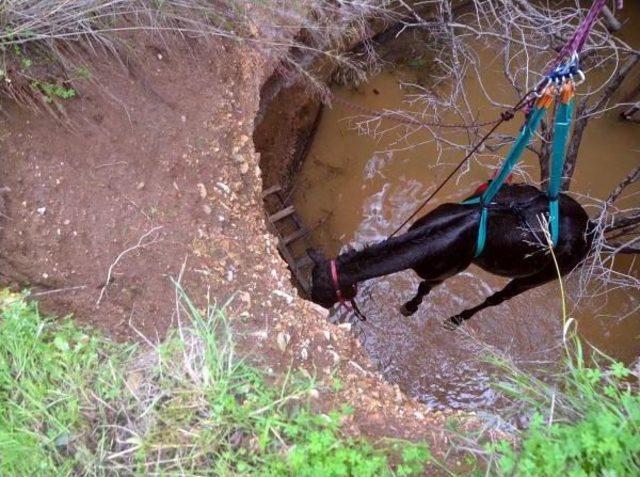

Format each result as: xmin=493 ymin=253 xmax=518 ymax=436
xmin=563 ymin=54 xmax=640 ymax=189
xmin=606 ymin=165 xmax=640 ymax=204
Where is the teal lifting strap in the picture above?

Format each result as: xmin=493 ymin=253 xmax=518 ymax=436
xmin=472 ymin=104 xmax=549 ymax=257
xmin=547 ymin=98 xmax=574 ymax=246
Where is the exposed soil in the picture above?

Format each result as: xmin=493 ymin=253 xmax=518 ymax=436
xmin=0 ymin=32 xmax=458 ymax=458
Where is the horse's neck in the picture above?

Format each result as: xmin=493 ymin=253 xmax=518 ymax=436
xmin=337 ymin=229 xmax=435 ymax=285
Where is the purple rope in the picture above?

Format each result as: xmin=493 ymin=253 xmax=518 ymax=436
xmin=554 ymin=0 xmax=607 ymax=66
xmin=549 ymin=0 xmax=626 ymax=73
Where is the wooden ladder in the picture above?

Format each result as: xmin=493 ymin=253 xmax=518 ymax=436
xmin=262 ymin=184 xmax=313 ymax=294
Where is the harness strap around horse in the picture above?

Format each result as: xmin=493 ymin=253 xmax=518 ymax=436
xmin=468 ymin=90 xmax=553 ymax=257
xmin=470 ymin=81 xmax=576 ymax=257
xmin=548 ymin=82 xmax=575 ymax=245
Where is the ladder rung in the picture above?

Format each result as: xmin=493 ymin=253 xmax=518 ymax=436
xmin=268 ymin=205 xmax=295 ymax=223
xmin=283 ymin=228 xmax=308 ymax=245
xmin=295 ymin=255 xmax=313 ymax=269
xmin=262 ymin=184 xmax=282 ymax=198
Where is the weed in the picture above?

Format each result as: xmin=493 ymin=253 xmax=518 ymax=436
xmin=0 ymin=289 xmax=430 ymax=476
xmin=0 ymin=290 xmax=133 ymax=476
xmin=32 ymin=81 xmax=77 ymax=102
xmin=487 ymin=346 xmax=640 ymax=477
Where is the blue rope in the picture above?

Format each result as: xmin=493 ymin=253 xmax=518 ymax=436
xmin=473 ymin=105 xmax=548 ymax=257
xmin=548 ymin=99 xmax=574 ymax=246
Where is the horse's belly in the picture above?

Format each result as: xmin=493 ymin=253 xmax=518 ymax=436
xmin=472 ymin=218 xmax=552 ymax=277
xmin=473 ymin=256 xmax=544 ymax=278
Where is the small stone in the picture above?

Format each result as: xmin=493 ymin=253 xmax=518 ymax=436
xmin=42 ymin=273 xmax=49 ymax=279
xmin=240 ymin=162 xmax=250 ymax=175
xmin=157 ymin=53 xmax=163 ymax=60
xmin=309 ymin=388 xmax=320 ymax=399
xmin=273 ymin=289 xmax=294 ymax=304
xmin=394 ymin=384 xmax=403 ymax=403
xmin=338 ymin=323 xmax=352 ymax=332
xmin=202 ymin=204 xmax=212 ymax=215
xmin=36 ymin=207 xmax=46 ymax=215
xmin=197 ymin=183 xmax=207 ymax=199
xmin=226 ymin=270 xmax=234 ymax=282
xmin=323 ymin=330 xmax=331 ymax=342
xmin=276 ymin=331 xmax=290 ymax=352
xmin=300 ymin=347 xmax=309 ymax=361
xmin=328 ymin=350 xmax=340 ymax=366
xmin=216 ymin=182 xmax=231 ymax=194
xmin=63 ymin=219 xmax=71 ymax=226
xmin=180 ymin=115 xmax=186 ymax=123
xmin=136 ymin=182 xmax=145 ymax=190
xmin=238 ymin=292 xmax=251 ymax=309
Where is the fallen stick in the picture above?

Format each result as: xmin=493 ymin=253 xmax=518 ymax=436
xmin=96 ymin=226 xmax=164 ymax=307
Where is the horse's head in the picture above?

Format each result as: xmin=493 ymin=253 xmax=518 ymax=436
xmin=308 ymin=248 xmax=356 ymax=308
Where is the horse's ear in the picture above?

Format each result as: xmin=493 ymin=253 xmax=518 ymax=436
xmin=306 ymin=248 xmax=325 ymax=265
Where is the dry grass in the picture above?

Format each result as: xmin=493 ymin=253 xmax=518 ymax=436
xmin=0 ymin=0 xmax=400 ymax=111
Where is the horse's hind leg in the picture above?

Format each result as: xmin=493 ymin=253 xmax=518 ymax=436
xmin=400 ymin=280 xmax=440 ymax=317
xmin=444 ymin=269 xmax=556 ymax=329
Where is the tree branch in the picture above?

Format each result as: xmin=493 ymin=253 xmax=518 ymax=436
xmin=563 ymin=53 xmax=640 ymax=190
xmin=606 ymin=165 xmax=640 ymax=204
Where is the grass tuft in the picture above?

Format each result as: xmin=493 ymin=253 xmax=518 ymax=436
xmin=0 ymin=1 xmax=396 ymax=111
xmin=485 ymin=335 xmax=640 ymax=477
xmin=0 ymin=290 xmax=134 ymax=476
xmin=0 ymin=288 xmax=430 ymax=476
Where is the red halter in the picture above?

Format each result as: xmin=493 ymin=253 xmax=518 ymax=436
xmin=330 ymin=259 xmax=348 ymax=306
xmin=329 ymin=259 xmax=366 ymax=321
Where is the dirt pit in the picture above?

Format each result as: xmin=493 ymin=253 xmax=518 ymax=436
xmin=257 ymin=18 xmax=640 ymax=412
xmin=0 ymin=32 xmax=460 ymax=450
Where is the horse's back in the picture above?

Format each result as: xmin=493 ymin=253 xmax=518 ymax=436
xmin=471 ymin=184 xmax=591 ymax=277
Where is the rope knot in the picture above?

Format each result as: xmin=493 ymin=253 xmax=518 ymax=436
xmin=500 ymin=110 xmax=515 ymax=121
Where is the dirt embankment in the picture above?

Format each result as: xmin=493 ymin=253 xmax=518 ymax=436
xmin=0 ymin=33 xmax=455 ymax=446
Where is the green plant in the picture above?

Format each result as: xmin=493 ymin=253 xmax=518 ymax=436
xmin=32 ymin=80 xmax=76 ymax=102
xmin=116 ymin=286 xmax=431 ymax=476
xmin=485 ymin=341 xmax=640 ymax=477
xmin=0 ymin=290 xmax=132 ymax=476
xmin=0 ymin=289 xmax=431 ymax=476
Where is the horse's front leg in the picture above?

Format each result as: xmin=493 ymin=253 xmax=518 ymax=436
xmin=443 ymin=268 xmax=556 ymax=330
xmin=399 ymin=280 xmax=440 ymax=317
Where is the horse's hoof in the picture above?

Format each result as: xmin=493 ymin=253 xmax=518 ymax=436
xmin=442 ymin=316 xmax=463 ymax=331
xmin=399 ymin=304 xmax=416 ymax=317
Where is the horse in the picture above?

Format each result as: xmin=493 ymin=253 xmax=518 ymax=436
xmin=308 ymin=183 xmax=594 ymax=329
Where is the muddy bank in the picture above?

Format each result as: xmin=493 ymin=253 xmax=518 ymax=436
xmin=0 ymin=27 xmax=460 ymax=454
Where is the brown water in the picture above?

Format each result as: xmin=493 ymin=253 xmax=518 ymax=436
xmin=293 ymin=13 xmax=640 ymax=411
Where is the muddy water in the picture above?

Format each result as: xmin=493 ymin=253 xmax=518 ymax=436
xmin=293 ymin=15 xmax=640 ymax=410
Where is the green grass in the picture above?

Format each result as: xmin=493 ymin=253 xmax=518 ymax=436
xmin=0 ymin=289 xmax=431 ymax=476
xmin=0 ymin=290 xmax=132 ymax=476
xmin=480 ymin=337 xmax=640 ymax=477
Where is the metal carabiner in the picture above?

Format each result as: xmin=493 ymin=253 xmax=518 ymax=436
xmin=534 ymin=76 xmax=551 ymax=97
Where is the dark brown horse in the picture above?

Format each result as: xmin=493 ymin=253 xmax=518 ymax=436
xmin=309 ymin=184 xmax=594 ymax=328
